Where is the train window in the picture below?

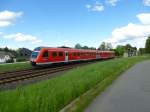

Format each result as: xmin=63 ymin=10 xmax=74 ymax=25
xmin=34 ymin=47 xmax=41 ymax=51
xmin=73 ymin=52 xmax=76 ymax=56
xmin=78 ymin=52 xmax=80 ymax=56
xmin=81 ymin=53 xmax=83 ymax=56
xmin=59 ymin=52 xmax=63 ymax=57
xmin=81 ymin=52 xmax=84 ymax=56
xmin=42 ymin=51 xmax=48 ymax=58
xmin=65 ymin=52 xmax=68 ymax=56
xmin=52 ymin=52 xmax=57 ymax=58
xmin=31 ymin=52 xmax=39 ymax=58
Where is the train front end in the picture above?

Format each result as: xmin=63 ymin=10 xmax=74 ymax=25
xmin=30 ymin=47 xmax=41 ymax=66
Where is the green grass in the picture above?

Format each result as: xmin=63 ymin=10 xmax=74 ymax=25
xmin=0 ymin=56 xmax=149 ymax=112
xmin=0 ymin=62 xmax=32 ymax=73
xmin=64 ymin=63 xmax=129 ymax=112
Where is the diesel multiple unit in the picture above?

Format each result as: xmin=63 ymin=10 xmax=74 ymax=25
xmin=30 ymin=47 xmax=115 ymax=66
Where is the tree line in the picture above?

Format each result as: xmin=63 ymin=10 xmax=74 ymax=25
xmin=138 ymin=35 xmax=150 ymax=55
xmin=0 ymin=47 xmax=34 ymax=62
xmin=74 ymin=35 xmax=150 ymax=56
xmin=74 ymin=43 xmax=137 ymax=56
xmin=1 ymin=35 xmax=150 ymax=58
xmin=0 ymin=47 xmax=18 ymax=57
xmin=74 ymin=44 xmax=96 ymax=50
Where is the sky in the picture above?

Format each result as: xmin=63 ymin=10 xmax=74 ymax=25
xmin=0 ymin=0 xmax=150 ymax=50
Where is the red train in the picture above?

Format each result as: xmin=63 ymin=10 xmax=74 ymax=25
xmin=30 ymin=47 xmax=115 ymax=66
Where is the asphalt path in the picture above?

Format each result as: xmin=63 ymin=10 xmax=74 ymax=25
xmin=85 ymin=60 xmax=150 ymax=112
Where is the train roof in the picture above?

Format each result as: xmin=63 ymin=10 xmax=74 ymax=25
xmin=33 ymin=47 xmax=114 ymax=53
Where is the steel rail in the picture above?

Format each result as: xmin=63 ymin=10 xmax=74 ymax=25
xmin=0 ymin=62 xmax=93 ymax=85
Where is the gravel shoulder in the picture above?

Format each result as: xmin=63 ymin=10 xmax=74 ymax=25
xmin=0 ymin=70 xmax=67 ymax=90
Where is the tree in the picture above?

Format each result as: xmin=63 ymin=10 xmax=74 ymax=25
xmin=4 ymin=47 xmax=9 ymax=52
xmin=82 ymin=46 xmax=89 ymax=49
xmin=132 ymin=47 xmax=137 ymax=51
xmin=106 ymin=43 xmax=113 ymax=50
xmin=89 ymin=47 xmax=96 ymax=50
xmin=124 ymin=44 xmax=132 ymax=56
xmin=139 ymin=48 xmax=145 ymax=55
xmin=115 ymin=45 xmax=125 ymax=56
xmin=132 ymin=47 xmax=137 ymax=56
xmin=125 ymin=44 xmax=132 ymax=51
xmin=75 ymin=43 xmax=96 ymax=50
xmin=75 ymin=43 xmax=82 ymax=49
xmin=145 ymin=35 xmax=150 ymax=53
xmin=98 ymin=42 xmax=106 ymax=50
xmin=98 ymin=42 xmax=113 ymax=50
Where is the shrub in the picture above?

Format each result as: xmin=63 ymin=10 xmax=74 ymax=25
xmin=6 ymin=58 xmax=14 ymax=63
xmin=16 ymin=58 xmax=28 ymax=62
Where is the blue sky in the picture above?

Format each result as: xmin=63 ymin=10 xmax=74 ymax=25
xmin=0 ymin=0 xmax=150 ymax=50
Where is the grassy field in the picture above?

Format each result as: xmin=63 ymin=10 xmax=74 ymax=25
xmin=0 ymin=56 xmax=149 ymax=112
xmin=0 ymin=62 xmax=32 ymax=73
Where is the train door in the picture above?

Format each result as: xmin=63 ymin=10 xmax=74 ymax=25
xmin=65 ymin=51 xmax=68 ymax=62
xmin=96 ymin=52 xmax=100 ymax=59
xmin=42 ymin=50 xmax=49 ymax=62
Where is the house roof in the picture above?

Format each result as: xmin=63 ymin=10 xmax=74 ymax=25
xmin=0 ymin=51 xmax=14 ymax=59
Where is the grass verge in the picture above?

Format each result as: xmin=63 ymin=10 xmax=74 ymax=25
xmin=61 ymin=64 xmax=127 ymax=112
xmin=0 ymin=62 xmax=32 ymax=73
xmin=0 ymin=56 xmax=149 ymax=112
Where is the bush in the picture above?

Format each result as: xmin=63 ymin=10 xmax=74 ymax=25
xmin=16 ymin=58 xmax=28 ymax=62
xmin=6 ymin=58 xmax=14 ymax=63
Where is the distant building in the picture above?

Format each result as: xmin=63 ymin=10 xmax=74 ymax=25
xmin=18 ymin=48 xmax=32 ymax=57
xmin=123 ymin=50 xmax=137 ymax=57
xmin=0 ymin=51 xmax=15 ymax=63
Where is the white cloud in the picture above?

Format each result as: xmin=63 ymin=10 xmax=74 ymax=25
xmin=104 ymin=23 xmax=150 ymax=46
xmin=137 ymin=13 xmax=150 ymax=24
xmin=102 ymin=13 xmax=150 ymax=48
xmin=106 ymin=0 xmax=119 ymax=6
xmin=143 ymin=0 xmax=150 ymax=6
xmin=3 ymin=33 xmax=42 ymax=44
xmin=86 ymin=2 xmax=104 ymax=12
xmin=0 ymin=10 xmax=23 ymax=28
xmin=0 ymin=21 xmax=11 ymax=27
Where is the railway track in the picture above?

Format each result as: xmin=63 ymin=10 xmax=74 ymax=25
xmin=0 ymin=61 xmax=95 ymax=85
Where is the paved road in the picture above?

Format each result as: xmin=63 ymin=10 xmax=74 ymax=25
xmin=85 ymin=60 xmax=150 ymax=112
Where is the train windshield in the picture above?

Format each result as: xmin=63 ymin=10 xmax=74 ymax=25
xmin=34 ymin=47 xmax=42 ymax=51
xmin=31 ymin=52 xmax=39 ymax=58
